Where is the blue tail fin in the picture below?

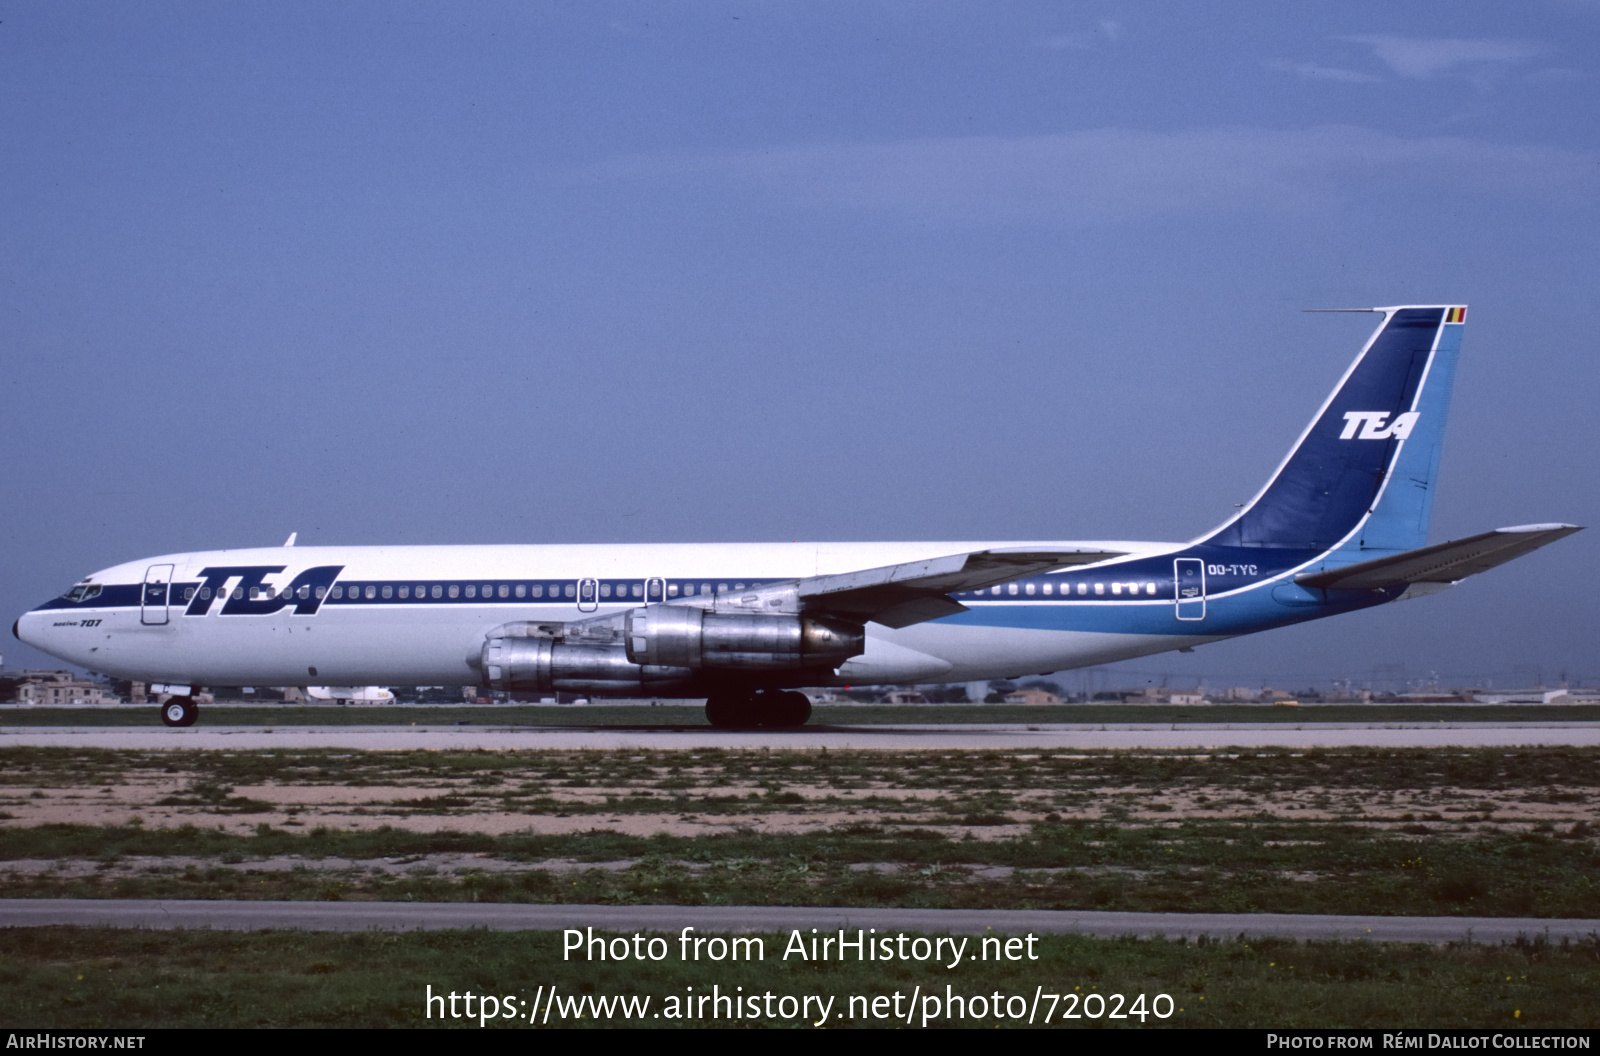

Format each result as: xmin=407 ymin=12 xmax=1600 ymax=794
xmin=1203 ymin=305 xmax=1465 ymax=554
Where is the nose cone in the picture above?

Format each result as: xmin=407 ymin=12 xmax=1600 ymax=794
xmin=15 ymin=598 xmax=100 ymax=668
xmin=14 ymin=605 xmax=61 ymax=655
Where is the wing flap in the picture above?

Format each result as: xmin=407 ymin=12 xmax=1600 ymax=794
xmin=796 ymin=546 xmax=1124 ymax=627
xmin=1295 ymin=524 xmax=1581 ymax=590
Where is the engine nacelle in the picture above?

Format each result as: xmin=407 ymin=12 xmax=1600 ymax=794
xmin=623 ymin=605 xmax=864 ymax=670
xmin=481 ymin=636 xmax=695 ymax=695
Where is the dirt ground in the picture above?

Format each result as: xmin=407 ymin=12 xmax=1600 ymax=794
xmin=0 ymin=759 xmax=1586 ymax=838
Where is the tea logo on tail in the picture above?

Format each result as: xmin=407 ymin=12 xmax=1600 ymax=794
xmin=1339 ymin=411 xmax=1420 ymax=440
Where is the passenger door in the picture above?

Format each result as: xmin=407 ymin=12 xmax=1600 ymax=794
xmin=1174 ymin=558 xmax=1206 ymax=621
xmin=141 ymin=564 xmax=174 ymax=626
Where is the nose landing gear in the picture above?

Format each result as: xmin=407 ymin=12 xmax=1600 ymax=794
xmin=160 ymin=696 xmax=198 ymax=728
xmin=704 ymin=689 xmax=812 ymax=729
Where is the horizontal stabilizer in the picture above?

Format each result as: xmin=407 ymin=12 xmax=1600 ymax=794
xmin=798 ymin=546 xmax=1124 ymax=628
xmin=1295 ymin=524 xmax=1582 ymax=590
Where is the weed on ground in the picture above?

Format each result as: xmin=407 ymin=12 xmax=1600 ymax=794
xmin=2 ymin=747 xmax=1598 ymax=916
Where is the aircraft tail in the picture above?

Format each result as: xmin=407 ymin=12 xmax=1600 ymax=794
xmin=1201 ymin=306 xmax=1465 ymax=555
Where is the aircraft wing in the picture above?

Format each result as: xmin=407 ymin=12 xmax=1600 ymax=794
xmin=1295 ymin=524 xmax=1582 ymax=591
xmin=794 ymin=546 xmax=1126 ymax=628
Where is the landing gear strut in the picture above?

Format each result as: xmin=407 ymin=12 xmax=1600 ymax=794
xmin=160 ymin=696 xmax=198 ymax=728
xmin=704 ymin=689 xmax=812 ymax=729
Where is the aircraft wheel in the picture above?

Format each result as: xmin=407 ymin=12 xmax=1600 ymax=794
xmin=764 ymin=691 xmax=812 ymax=727
xmin=705 ymin=692 xmax=747 ymax=728
xmin=160 ymin=696 xmax=198 ymax=728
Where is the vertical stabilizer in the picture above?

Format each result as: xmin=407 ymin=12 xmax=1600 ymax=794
xmin=1203 ymin=306 xmax=1464 ymax=553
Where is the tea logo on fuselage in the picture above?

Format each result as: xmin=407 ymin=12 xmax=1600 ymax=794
xmin=183 ymin=565 xmax=345 ymax=616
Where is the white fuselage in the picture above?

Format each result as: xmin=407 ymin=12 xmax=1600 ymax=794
xmin=18 ymin=539 xmax=1201 ymax=691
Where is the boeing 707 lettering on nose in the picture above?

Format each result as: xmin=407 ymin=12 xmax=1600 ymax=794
xmin=15 ymin=305 xmax=1580 ymax=728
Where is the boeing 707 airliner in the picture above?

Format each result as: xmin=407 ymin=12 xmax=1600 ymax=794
xmin=15 ymin=305 xmax=1580 ymax=728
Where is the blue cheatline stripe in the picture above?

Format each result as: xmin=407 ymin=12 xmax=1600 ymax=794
xmin=37 ymin=555 xmax=1324 ymax=622
xmin=38 ymin=577 xmax=796 ymax=612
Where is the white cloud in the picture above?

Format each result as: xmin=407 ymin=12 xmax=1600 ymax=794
xmin=599 ymin=126 xmax=1597 ymax=226
xmin=1342 ymin=35 xmax=1545 ymax=79
xmin=1265 ymin=59 xmax=1383 ymax=84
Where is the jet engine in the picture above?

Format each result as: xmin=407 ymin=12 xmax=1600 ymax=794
xmin=623 ymin=605 xmax=863 ymax=669
xmin=480 ymin=635 xmax=695 ymax=695
xmin=479 ymin=604 xmax=865 ymax=695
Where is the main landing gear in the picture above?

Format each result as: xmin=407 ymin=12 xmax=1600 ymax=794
xmin=704 ymin=689 xmax=812 ymax=729
xmin=160 ymin=696 xmax=198 ymax=728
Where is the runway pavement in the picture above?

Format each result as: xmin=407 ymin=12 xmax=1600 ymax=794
xmin=3 ymin=899 xmax=1595 ymax=944
xmin=3 ymin=721 xmax=1600 ymax=749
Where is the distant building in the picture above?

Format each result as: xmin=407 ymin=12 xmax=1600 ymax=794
xmin=1004 ymin=688 xmax=1060 ymax=705
xmin=1120 ymin=688 xmax=1208 ymax=705
xmin=14 ymin=671 xmax=121 ymax=706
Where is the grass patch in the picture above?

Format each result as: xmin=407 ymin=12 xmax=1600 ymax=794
xmin=3 ymin=747 xmax=1598 ymax=916
xmin=2 ymin=927 xmax=1598 ymax=1028
xmin=2 ymin=820 xmax=1597 ymax=916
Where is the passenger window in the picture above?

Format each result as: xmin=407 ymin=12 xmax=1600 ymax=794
xmin=432 ymin=585 xmax=443 ymax=599
xmin=514 ymin=584 xmax=524 ymax=598
xmin=669 ymin=584 xmax=679 ymax=596
xmin=382 ymin=585 xmax=393 ymax=599
xmin=632 ymin=583 xmax=643 ymax=598
xmin=449 ymin=585 xmax=460 ymax=598
xmin=365 ymin=586 xmax=376 ymax=600
xmin=565 ymin=584 xmax=576 ymax=598
xmin=1025 ymin=583 xmax=1035 ymax=595
xmin=1094 ymin=583 xmax=1104 ymax=595
xmin=299 ymin=586 xmax=310 ymax=600
xmin=600 ymin=584 xmax=612 ymax=598
xmin=465 ymin=585 xmax=476 ymax=598
xmin=1078 ymin=583 xmax=1087 ymax=595
xmin=531 ymin=584 xmax=543 ymax=598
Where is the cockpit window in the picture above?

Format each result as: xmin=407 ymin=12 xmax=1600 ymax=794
xmin=64 ymin=583 xmax=102 ymax=603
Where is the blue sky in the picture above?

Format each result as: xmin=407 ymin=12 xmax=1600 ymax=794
xmin=3 ymin=2 xmax=1596 ymax=690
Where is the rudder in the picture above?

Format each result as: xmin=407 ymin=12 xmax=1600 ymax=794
xmin=1203 ymin=305 xmax=1465 ymax=553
